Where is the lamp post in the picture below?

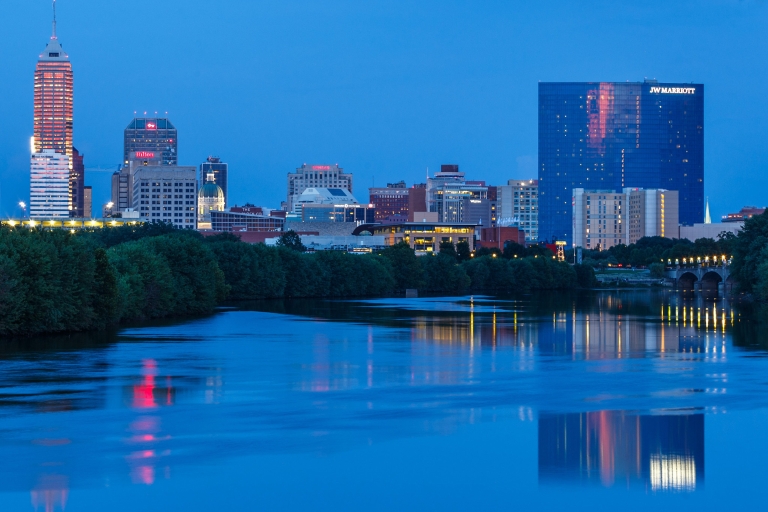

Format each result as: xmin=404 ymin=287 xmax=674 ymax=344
xmin=104 ymin=202 xmax=114 ymax=218
xmin=18 ymin=201 xmax=26 ymax=219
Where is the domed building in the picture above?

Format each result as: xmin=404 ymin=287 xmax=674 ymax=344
xmin=198 ymin=173 xmax=225 ymax=228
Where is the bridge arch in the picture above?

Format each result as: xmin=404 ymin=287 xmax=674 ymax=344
xmin=678 ymin=271 xmax=699 ymax=292
xmin=701 ymin=271 xmax=723 ymax=294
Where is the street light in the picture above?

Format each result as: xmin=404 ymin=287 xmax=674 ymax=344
xmin=18 ymin=201 xmax=26 ymax=219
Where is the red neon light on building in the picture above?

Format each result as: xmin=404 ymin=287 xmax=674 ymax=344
xmin=135 ymin=151 xmax=155 ymax=159
xmin=146 ymin=121 xmax=157 ymax=130
xmin=312 ymin=165 xmax=331 ymax=171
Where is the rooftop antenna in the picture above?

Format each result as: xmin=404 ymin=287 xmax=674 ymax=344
xmin=52 ymin=0 xmax=57 ymax=39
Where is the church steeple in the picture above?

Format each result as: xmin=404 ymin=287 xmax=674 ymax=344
xmin=705 ymin=198 xmax=712 ymax=224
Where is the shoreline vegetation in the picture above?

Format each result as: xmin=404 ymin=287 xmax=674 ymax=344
xmin=0 ymin=224 xmax=578 ymax=337
xmin=2 ymin=210 xmax=768 ymax=337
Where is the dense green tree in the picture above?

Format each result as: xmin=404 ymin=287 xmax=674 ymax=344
xmin=456 ymin=240 xmax=471 ymax=262
xmin=379 ymin=241 xmax=424 ymax=291
xmin=91 ymin=247 xmax=120 ymax=327
xmin=502 ymin=241 xmax=527 ymax=259
xmin=574 ymin=263 xmax=598 ymax=288
xmin=463 ymin=257 xmax=491 ymax=290
xmin=421 ymin=253 xmax=470 ymax=293
xmin=649 ymin=262 xmax=665 ymax=279
xmin=731 ymin=212 xmax=768 ymax=294
xmin=276 ymin=230 xmax=306 ymax=252
xmin=439 ymin=240 xmax=458 ymax=261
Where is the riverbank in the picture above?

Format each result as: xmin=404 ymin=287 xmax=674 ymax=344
xmin=0 ymin=225 xmax=579 ymax=337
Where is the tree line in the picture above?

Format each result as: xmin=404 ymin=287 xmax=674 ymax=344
xmin=574 ymin=233 xmax=737 ymax=269
xmin=0 ymin=225 xmax=584 ymax=336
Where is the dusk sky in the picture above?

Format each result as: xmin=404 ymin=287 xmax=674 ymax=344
xmin=0 ymin=0 xmax=765 ymax=219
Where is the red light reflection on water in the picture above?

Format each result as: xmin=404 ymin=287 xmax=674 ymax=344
xmin=133 ymin=359 xmax=159 ymax=409
xmin=30 ymin=475 xmax=68 ymax=512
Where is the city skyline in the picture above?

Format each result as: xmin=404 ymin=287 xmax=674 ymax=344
xmin=1 ymin=0 xmax=766 ymax=220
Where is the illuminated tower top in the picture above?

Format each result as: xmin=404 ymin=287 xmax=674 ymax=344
xmin=34 ymin=0 xmax=73 ymax=157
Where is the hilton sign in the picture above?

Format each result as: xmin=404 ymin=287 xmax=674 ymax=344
xmin=650 ymin=87 xmax=696 ymax=94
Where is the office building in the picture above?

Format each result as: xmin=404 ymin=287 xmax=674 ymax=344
xmin=539 ymin=81 xmax=704 ymax=243
xmin=70 ymin=147 xmax=85 ymax=216
xmin=572 ymin=189 xmax=626 ymax=251
xmin=200 ymin=156 xmax=228 ymax=208
xmin=111 ymin=151 xmax=163 ymax=215
xmin=291 ymin=187 xmax=359 ymax=216
xmin=497 ymin=180 xmax=538 ymax=242
xmin=407 ymin=184 xmax=428 ymax=222
xmin=679 ymin=222 xmax=742 ymax=241
xmin=131 ymin=162 xmax=197 ymax=229
xmin=83 ymin=186 xmax=92 ymax=218
xmin=476 ymin=226 xmax=526 ymax=251
xmin=123 ymin=118 xmax=178 ymax=166
xmin=302 ymin=204 xmax=375 ymax=223
xmin=722 ymin=206 xmax=766 ymax=223
xmin=287 ymin=164 xmax=352 ymax=211
xmin=626 ymin=188 xmax=679 ymax=244
xmin=210 ymin=209 xmax=285 ymax=233
xmin=573 ymin=188 xmax=679 ymax=250
xmin=29 ymin=150 xmax=70 ymax=218
xmin=32 ymin=7 xmax=85 ymax=218
xmin=357 ymin=222 xmax=476 ymax=255
xmin=427 ymin=165 xmax=491 ymax=225
xmin=369 ymin=181 xmax=410 ymax=223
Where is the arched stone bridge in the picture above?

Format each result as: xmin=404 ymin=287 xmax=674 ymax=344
xmin=665 ymin=265 xmax=733 ymax=294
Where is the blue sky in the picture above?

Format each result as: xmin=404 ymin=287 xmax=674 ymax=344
xmin=0 ymin=0 xmax=765 ymax=219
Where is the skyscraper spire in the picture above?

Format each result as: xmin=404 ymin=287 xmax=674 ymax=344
xmin=705 ymin=197 xmax=712 ymax=224
xmin=52 ymin=0 xmax=57 ymax=39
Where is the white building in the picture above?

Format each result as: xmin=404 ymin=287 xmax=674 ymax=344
xmin=291 ymin=187 xmax=359 ymax=216
xmin=132 ymin=166 xmax=197 ymax=229
xmin=573 ymin=188 xmax=680 ymax=250
xmin=679 ymin=223 xmax=743 ymax=241
xmin=287 ymin=164 xmax=352 ymax=211
xmin=30 ymin=150 xmax=70 ymax=218
xmin=497 ymin=179 xmax=538 ymax=242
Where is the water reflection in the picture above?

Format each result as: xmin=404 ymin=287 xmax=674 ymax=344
xmin=539 ymin=411 xmax=704 ymax=492
xmin=0 ymin=291 xmax=766 ymax=508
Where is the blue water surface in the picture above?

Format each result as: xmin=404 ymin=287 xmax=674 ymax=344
xmin=1 ymin=291 xmax=767 ymax=510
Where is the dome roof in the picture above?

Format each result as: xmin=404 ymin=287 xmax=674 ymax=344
xmin=199 ymin=182 xmax=224 ymax=200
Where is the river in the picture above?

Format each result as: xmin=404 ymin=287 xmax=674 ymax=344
xmin=1 ymin=290 xmax=767 ymax=510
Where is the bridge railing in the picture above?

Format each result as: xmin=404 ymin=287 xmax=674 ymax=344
xmin=664 ymin=256 xmax=732 ymax=271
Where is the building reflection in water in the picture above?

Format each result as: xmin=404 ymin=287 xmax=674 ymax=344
xmin=30 ymin=474 xmax=68 ymax=512
xmin=539 ymin=411 xmax=704 ymax=491
xmin=405 ymin=294 xmax=733 ymax=359
xmin=124 ymin=359 xmax=176 ymax=486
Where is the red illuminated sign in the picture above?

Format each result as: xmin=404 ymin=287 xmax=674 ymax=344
xmin=135 ymin=151 xmax=155 ymax=158
xmin=312 ymin=165 xmax=331 ymax=171
xmin=146 ymin=121 xmax=157 ymax=130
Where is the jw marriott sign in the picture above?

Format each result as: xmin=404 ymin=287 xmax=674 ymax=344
xmin=649 ymin=86 xmax=696 ymax=94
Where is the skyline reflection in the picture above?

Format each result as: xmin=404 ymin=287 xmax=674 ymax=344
xmin=539 ymin=411 xmax=704 ymax=492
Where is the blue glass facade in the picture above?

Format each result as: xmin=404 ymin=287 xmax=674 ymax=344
xmin=538 ymin=81 xmax=704 ymax=244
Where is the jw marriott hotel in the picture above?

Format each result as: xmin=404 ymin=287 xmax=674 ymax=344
xmin=538 ymin=80 xmax=704 ymax=244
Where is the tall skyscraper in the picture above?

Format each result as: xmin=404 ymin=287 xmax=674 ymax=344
xmin=32 ymin=1 xmax=84 ymax=217
xmin=124 ymin=118 xmax=178 ymax=166
xmin=538 ymin=81 xmax=704 ymax=244
xmin=200 ymin=156 xmax=228 ymax=208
